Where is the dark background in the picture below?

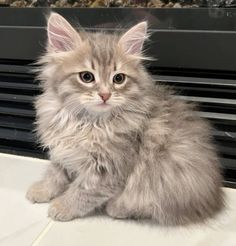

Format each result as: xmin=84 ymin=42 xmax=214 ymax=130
xmin=0 ymin=8 xmax=235 ymax=187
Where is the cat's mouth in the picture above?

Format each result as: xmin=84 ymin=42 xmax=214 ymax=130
xmin=97 ymin=102 xmax=110 ymax=107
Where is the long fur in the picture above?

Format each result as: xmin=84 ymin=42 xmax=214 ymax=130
xmin=26 ymin=13 xmax=224 ymax=225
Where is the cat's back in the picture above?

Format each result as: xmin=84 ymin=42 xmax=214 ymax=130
xmin=147 ymin=83 xmax=213 ymax=140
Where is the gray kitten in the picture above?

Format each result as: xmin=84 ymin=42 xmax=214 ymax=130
xmin=26 ymin=12 xmax=224 ymax=225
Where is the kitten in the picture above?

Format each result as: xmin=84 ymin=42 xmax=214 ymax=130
xmin=26 ymin=12 xmax=224 ymax=225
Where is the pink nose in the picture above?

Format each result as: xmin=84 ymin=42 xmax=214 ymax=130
xmin=98 ymin=92 xmax=111 ymax=102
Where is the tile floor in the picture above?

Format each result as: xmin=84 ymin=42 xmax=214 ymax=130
xmin=0 ymin=153 xmax=236 ymax=246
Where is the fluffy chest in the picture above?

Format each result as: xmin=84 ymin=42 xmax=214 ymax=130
xmin=75 ymin=124 xmax=137 ymax=162
xmin=78 ymin=126 xmax=113 ymax=152
xmin=49 ymin=120 xmax=138 ymax=182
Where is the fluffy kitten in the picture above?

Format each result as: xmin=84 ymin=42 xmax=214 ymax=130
xmin=26 ymin=12 xmax=224 ymax=225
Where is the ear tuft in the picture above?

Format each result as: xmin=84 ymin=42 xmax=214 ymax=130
xmin=118 ymin=22 xmax=148 ymax=56
xmin=47 ymin=12 xmax=81 ymax=52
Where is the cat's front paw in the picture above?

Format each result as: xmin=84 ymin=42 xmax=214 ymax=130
xmin=26 ymin=181 xmax=53 ymax=203
xmin=48 ymin=196 xmax=78 ymax=221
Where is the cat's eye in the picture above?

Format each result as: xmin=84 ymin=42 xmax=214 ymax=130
xmin=113 ymin=73 xmax=126 ymax=85
xmin=79 ymin=71 xmax=95 ymax=83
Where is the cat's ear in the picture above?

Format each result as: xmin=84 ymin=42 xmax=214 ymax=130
xmin=118 ymin=22 xmax=148 ymax=56
xmin=47 ymin=12 xmax=82 ymax=52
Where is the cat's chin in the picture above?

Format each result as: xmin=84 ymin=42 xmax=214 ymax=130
xmin=96 ymin=103 xmax=111 ymax=108
xmin=89 ymin=103 xmax=113 ymax=114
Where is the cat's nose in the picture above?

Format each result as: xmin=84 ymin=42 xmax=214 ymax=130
xmin=98 ymin=92 xmax=111 ymax=102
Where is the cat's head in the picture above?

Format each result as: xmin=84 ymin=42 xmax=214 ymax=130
xmin=39 ymin=13 xmax=152 ymax=117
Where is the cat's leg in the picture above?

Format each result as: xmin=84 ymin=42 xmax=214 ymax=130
xmin=105 ymin=167 xmax=151 ymax=220
xmin=48 ymin=180 xmax=119 ymax=221
xmin=26 ymin=164 xmax=69 ymax=203
xmin=106 ymin=197 xmax=132 ymax=219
